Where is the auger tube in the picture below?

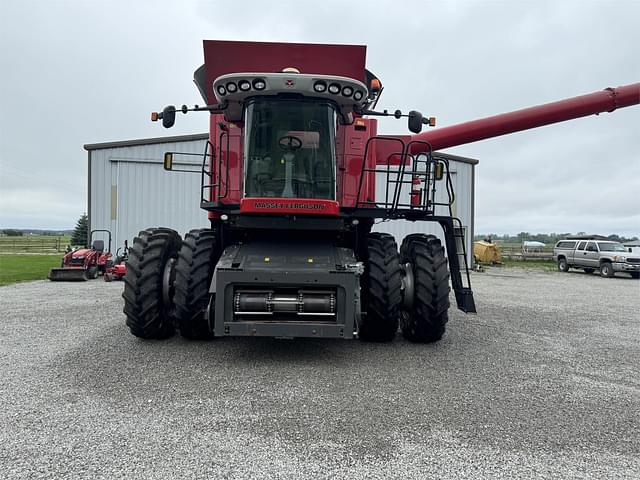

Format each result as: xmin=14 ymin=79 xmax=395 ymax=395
xmin=410 ymin=83 xmax=640 ymax=153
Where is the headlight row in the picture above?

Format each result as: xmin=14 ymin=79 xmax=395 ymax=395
xmin=313 ymin=81 xmax=365 ymax=102
xmin=216 ymin=78 xmax=266 ymax=97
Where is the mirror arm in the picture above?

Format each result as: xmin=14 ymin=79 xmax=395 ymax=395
xmin=152 ymin=102 xmax=228 ymax=123
xmin=356 ymin=108 xmax=436 ymax=126
xmin=184 ymin=101 xmax=228 ymax=114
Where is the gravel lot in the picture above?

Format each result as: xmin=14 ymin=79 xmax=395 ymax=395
xmin=1 ymin=269 xmax=639 ymax=479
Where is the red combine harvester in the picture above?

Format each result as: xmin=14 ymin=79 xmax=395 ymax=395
xmin=49 ymin=230 xmax=112 ymax=281
xmin=123 ymin=40 xmax=639 ymax=342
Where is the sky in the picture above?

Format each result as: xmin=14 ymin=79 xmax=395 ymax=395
xmin=0 ymin=0 xmax=638 ymax=236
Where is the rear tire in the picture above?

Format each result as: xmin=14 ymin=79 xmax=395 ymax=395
xmin=600 ymin=262 xmax=614 ymax=278
xmin=173 ymin=229 xmax=220 ymax=340
xmin=400 ymin=234 xmax=450 ymax=343
xmin=104 ymin=272 xmax=113 ymax=282
xmin=359 ymin=233 xmax=402 ymax=342
xmin=122 ymin=228 xmax=182 ymax=339
xmin=557 ymin=258 xmax=569 ymax=272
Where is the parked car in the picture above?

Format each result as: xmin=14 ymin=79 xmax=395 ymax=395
xmin=553 ymin=239 xmax=640 ymax=278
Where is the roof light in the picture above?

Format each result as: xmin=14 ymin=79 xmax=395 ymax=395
xmin=238 ymin=80 xmax=251 ymax=91
xmin=282 ymin=67 xmax=300 ymax=74
xmin=313 ymin=81 xmax=327 ymax=93
xmin=328 ymin=83 xmax=340 ymax=94
xmin=342 ymin=86 xmax=353 ymax=97
xmin=226 ymin=82 xmax=237 ymax=93
xmin=370 ymin=78 xmax=382 ymax=92
xmin=353 ymin=90 xmax=364 ymax=101
xmin=253 ymin=79 xmax=266 ymax=90
xmin=216 ymin=85 xmax=227 ymax=96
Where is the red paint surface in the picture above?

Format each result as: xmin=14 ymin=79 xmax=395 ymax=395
xmin=240 ymin=198 xmax=340 ymax=216
xmin=209 ymin=115 xmax=244 ymax=205
xmin=203 ymin=40 xmax=367 ymax=104
xmin=338 ymin=118 xmax=378 ymax=207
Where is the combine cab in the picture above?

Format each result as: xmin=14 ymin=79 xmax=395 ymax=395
xmin=123 ymin=40 xmax=639 ymax=343
xmin=49 ymin=230 xmax=112 ymax=281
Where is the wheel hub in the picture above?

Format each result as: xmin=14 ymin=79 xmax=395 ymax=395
xmin=400 ymin=262 xmax=415 ymax=310
xmin=162 ymin=257 xmax=177 ymax=308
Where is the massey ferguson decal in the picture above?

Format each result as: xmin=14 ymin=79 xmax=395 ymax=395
xmin=254 ymin=202 xmax=326 ymax=210
xmin=240 ymin=198 xmax=340 ymax=216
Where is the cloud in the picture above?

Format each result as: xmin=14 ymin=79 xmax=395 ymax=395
xmin=0 ymin=0 xmax=638 ymax=235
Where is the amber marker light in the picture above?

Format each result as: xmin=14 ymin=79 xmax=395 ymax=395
xmin=151 ymin=112 xmax=158 ymax=121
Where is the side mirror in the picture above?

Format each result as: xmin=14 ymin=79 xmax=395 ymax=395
xmin=162 ymin=105 xmax=176 ymax=128
xmin=434 ymin=161 xmax=444 ymax=180
xmin=163 ymin=152 xmax=174 ymax=171
xmin=408 ymin=110 xmax=423 ymax=134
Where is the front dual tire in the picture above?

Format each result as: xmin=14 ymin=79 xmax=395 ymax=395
xmin=122 ymin=227 xmax=218 ymax=340
xmin=122 ymin=228 xmax=181 ymax=339
xmin=399 ymin=234 xmax=450 ymax=343
xmin=359 ymin=233 xmax=450 ymax=343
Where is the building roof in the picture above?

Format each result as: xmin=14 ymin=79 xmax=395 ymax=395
xmin=84 ymin=133 xmax=209 ymax=151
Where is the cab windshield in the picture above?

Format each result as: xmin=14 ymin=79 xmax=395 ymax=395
xmin=244 ymin=99 xmax=337 ymax=199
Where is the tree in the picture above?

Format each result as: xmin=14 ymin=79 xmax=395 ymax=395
xmin=70 ymin=213 xmax=88 ymax=246
xmin=2 ymin=229 xmax=23 ymax=236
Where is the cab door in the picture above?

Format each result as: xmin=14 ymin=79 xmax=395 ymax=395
xmin=574 ymin=241 xmax=587 ymax=265
xmin=584 ymin=241 xmax=600 ymax=268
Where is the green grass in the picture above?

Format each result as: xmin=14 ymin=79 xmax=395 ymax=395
xmin=500 ymin=258 xmax=557 ymax=271
xmin=0 ymin=255 xmax=62 ymax=286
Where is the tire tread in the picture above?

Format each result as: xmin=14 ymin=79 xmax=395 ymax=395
xmin=400 ymin=234 xmax=450 ymax=343
xmin=122 ymin=228 xmax=181 ymax=339
xmin=359 ymin=232 xmax=402 ymax=342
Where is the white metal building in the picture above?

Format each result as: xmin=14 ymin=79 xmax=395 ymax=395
xmin=84 ymin=134 xmax=210 ymax=251
xmin=84 ymin=133 xmax=477 ymax=263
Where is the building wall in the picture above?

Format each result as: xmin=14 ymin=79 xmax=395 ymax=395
xmin=87 ymin=137 xmax=209 ymax=251
xmin=87 ymin=135 xmax=475 ymax=264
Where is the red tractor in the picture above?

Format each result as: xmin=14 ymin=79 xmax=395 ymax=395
xmin=104 ymin=240 xmax=128 ymax=282
xmin=49 ymin=230 xmax=112 ymax=281
xmin=123 ymin=40 xmax=639 ymax=342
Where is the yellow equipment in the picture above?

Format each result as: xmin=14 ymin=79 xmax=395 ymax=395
xmin=473 ymin=241 xmax=502 ymax=264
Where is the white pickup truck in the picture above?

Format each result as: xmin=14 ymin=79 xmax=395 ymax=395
xmin=553 ymin=239 xmax=640 ymax=278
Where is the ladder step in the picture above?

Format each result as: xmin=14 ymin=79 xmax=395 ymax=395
xmin=454 ymin=288 xmax=476 ymax=313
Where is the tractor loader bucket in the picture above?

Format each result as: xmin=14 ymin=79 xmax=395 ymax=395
xmin=48 ymin=268 xmax=88 ymax=281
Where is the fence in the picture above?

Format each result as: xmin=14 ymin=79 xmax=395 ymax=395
xmin=0 ymin=236 xmax=67 ymax=254
xmin=499 ymin=245 xmax=553 ymax=261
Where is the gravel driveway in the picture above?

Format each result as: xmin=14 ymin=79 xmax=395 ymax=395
xmin=1 ymin=269 xmax=638 ymax=479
